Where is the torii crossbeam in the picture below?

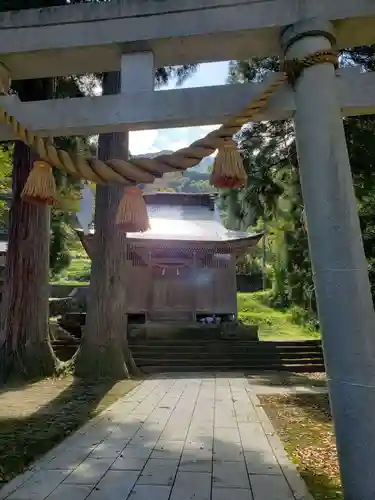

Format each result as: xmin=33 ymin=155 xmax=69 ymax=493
xmin=0 ymin=3 xmax=374 ymax=498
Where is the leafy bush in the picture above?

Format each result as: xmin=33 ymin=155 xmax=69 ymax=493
xmin=237 ymin=292 xmax=320 ymax=340
xmin=289 ymin=305 xmax=319 ymax=331
xmin=51 ymin=257 xmax=91 ymax=284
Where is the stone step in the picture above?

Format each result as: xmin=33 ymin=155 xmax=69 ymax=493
xmin=130 ymin=344 xmax=323 ymax=352
xmin=52 ymin=338 xmax=325 ymax=372
xmin=130 ymin=337 xmax=325 ymax=373
xmin=129 ymin=339 xmax=321 ymax=346
xmin=130 ymin=346 xmax=323 ymax=355
xmin=141 ymin=364 xmax=326 ymax=374
xmin=132 ymin=356 xmax=324 ymax=365
xmin=133 ymin=357 xmax=324 ymax=366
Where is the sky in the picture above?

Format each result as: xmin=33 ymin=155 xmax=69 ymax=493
xmin=128 ymin=61 xmax=229 ymax=156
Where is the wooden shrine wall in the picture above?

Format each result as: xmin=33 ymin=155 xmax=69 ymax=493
xmin=125 ymin=247 xmax=150 ymax=313
xmin=194 ymin=254 xmax=237 ymax=315
xmin=150 ymin=266 xmax=194 ymax=311
xmin=124 ymin=248 xmax=237 ymax=317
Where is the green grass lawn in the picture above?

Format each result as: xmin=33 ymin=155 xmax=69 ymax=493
xmin=237 ymin=292 xmax=320 ymax=340
xmin=51 ymin=254 xmax=91 ymax=285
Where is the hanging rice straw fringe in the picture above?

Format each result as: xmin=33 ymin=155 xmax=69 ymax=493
xmin=21 ymin=160 xmax=57 ymax=205
xmin=210 ymin=140 xmax=247 ymax=189
xmin=116 ymin=186 xmax=150 ymax=233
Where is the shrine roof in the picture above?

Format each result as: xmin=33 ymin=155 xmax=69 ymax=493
xmin=125 ymin=192 xmax=261 ymax=246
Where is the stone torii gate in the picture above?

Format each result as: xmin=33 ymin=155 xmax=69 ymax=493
xmin=1 ymin=1 xmax=375 ymax=498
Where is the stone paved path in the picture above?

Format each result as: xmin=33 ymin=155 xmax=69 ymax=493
xmin=0 ymin=374 xmax=313 ymax=500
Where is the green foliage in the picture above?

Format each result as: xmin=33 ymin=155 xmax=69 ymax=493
xmin=155 ymin=65 xmax=198 ymax=87
xmin=237 ymin=292 xmax=319 ymax=340
xmin=346 ymin=113 xmax=375 ymax=299
xmin=289 ymin=305 xmax=319 ymax=331
xmin=0 ymin=146 xmax=12 ymax=230
xmin=51 ymin=254 xmax=91 ymax=284
xmin=164 ymin=170 xmax=215 ymax=193
xmin=0 ymin=146 xmax=12 ymax=191
xmin=50 ymin=216 xmax=71 ymax=276
xmin=0 ymin=142 xmax=83 ymax=276
xmin=0 ymin=0 xmax=200 ymax=279
xmin=359 ymin=193 xmax=375 ymax=297
xmin=227 ymin=47 xmax=375 ymax=320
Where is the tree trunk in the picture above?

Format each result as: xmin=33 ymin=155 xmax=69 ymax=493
xmin=0 ymin=80 xmax=58 ymax=380
xmin=75 ymin=72 xmax=138 ymax=380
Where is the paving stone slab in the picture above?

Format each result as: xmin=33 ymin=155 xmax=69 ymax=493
xmin=250 ymin=474 xmax=295 ymax=500
xmin=137 ymin=459 xmax=179 ymax=486
xmin=128 ymin=485 xmax=171 ymax=500
xmin=39 ymin=448 xmax=93 ymax=471
xmin=160 ymin=428 xmax=190 ymax=441
xmin=239 ymin=423 xmax=273 ymax=452
xmin=110 ymin=456 xmax=148 ymax=471
xmin=129 ymin=426 xmax=163 ymax=447
xmin=88 ymin=441 xmax=127 ymax=459
xmin=212 ymin=488 xmax=253 ymax=500
xmin=46 ymin=484 xmax=94 ymax=500
xmin=151 ymin=440 xmax=184 ymax=459
xmin=63 ymin=458 xmax=114 ymax=485
xmin=64 ymin=433 xmax=108 ymax=449
xmin=179 ymin=458 xmax=212 ymax=473
xmin=0 ymin=470 xmax=36 ymax=500
xmin=7 ymin=470 xmax=70 ymax=500
xmin=214 ymin=427 xmax=241 ymax=443
xmin=213 ymin=441 xmax=245 ymax=462
xmin=213 ymin=461 xmax=250 ymax=489
xmin=0 ymin=375 xmax=313 ymax=500
xmin=245 ymin=450 xmax=282 ymax=475
xmin=180 ymin=446 xmax=212 ymax=461
xmin=188 ymin=423 xmax=213 ymax=435
xmin=109 ymin=423 xmax=141 ymax=439
xmin=86 ymin=470 xmax=139 ymax=499
xmin=184 ymin=439 xmax=213 ymax=451
xmin=214 ymin=418 xmax=238 ymax=428
xmin=118 ymin=445 xmax=153 ymax=460
xmin=170 ymin=471 xmax=211 ymax=500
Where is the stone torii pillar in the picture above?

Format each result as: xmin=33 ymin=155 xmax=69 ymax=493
xmin=281 ymin=20 xmax=375 ymax=499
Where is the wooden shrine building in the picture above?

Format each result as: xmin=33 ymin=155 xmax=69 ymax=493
xmin=81 ymin=192 xmax=261 ymax=324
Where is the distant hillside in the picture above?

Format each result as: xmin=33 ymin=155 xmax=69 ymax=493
xmin=135 ymin=150 xmax=173 ymax=159
xmin=191 ymin=155 xmax=213 ymax=173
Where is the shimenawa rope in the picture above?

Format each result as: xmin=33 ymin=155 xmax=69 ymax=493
xmin=0 ymin=50 xmax=337 ymax=187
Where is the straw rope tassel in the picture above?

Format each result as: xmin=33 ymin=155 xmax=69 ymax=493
xmin=210 ymin=140 xmax=247 ymax=189
xmin=116 ymin=186 xmax=150 ymax=233
xmin=0 ymin=71 xmax=288 ymax=185
xmin=21 ymin=160 xmax=57 ymax=205
xmin=0 ymin=51 xmax=336 ymax=188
